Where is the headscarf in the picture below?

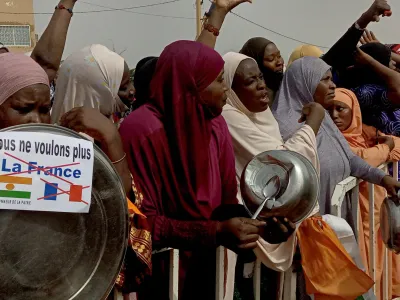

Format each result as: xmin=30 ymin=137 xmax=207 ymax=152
xmin=272 ymin=57 xmax=355 ymax=213
xmin=0 ymin=53 xmax=49 ymax=105
xmin=223 ymin=51 xmax=320 ymax=178
xmin=240 ymin=37 xmax=283 ymax=93
xmin=222 ymin=52 xmax=288 ymax=172
xmin=287 ymin=45 xmax=323 ymax=67
xmin=51 ymin=44 xmax=127 ymax=123
xmin=342 ymin=43 xmax=392 ymax=88
xmin=150 ymin=40 xmax=225 ymax=213
xmin=361 ymin=43 xmax=391 ymax=67
xmin=222 ymin=52 xmax=320 ymax=271
xmin=333 ymin=88 xmax=366 ymax=148
xmin=133 ymin=56 xmax=158 ymax=108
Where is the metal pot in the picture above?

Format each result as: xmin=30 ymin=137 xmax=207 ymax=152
xmin=240 ymin=150 xmax=319 ymax=223
xmin=0 ymin=124 xmax=128 ymax=300
xmin=380 ymin=197 xmax=400 ymax=253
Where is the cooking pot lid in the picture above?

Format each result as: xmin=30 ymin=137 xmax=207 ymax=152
xmin=241 ymin=150 xmax=319 ymax=223
xmin=380 ymin=197 xmax=400 ymax=253
xmin=243 ymin=154 xmax=290 ymax=200
xmin=0 ymin=124 xmax=128 ymax=300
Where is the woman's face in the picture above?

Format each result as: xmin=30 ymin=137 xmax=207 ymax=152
xmin=327 ymin=100 xmax=352 ymax=131
xmin=313 ymin=70 xmax=336 ymax=108
xmin=232 ymin=59 xmax=269 ymax=113
xmin=199 ymin=69 xmax=228 ymax=114
xmin=263 ymin=43 xmax=284 ymax=73
xmin=0 ymin=84 xmax=51 ymax=129
xmin=118 ymin=61 xmax=135 ymax=105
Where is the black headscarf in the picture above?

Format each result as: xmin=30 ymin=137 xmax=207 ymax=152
xmin=132 ymin=56 xmax=158 ymax=110
xmin=361 ymin=43 xmax=391 ymax=67
xmin=342 ymin=43 xmax=392 ymax=88
xmin=240 ymin=37 xmax=284 ymax=94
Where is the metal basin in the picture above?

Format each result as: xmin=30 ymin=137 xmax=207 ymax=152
xmin=0 ymin=124 xmax=128 ymax=300
xmin=240 ymin=150 xmax=319 ymax=223
xmin=380 ymin=197 xmax=400 ymax=253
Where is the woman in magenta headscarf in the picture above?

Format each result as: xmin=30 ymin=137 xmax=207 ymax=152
xmin=119 ymin=40 xmax=292 ymax=300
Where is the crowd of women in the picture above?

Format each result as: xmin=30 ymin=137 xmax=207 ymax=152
xmin=2 ymin=0 xmax=400 ymax=299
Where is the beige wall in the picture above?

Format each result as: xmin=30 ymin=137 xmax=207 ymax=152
xmin=0 ymin=0 xmax=36 ymax=53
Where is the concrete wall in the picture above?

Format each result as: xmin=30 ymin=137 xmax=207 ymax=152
xmin=0 ymin=0 xmax=36 ymax=53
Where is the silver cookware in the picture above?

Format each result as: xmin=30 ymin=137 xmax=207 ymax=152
xmin=380 ymin=196 xmax=400 ymax=253
xmin=0 ymin=124 xmax=128 ymax=300
xmin=251 ymin=175 xmax=280 ymax=219
xmin=241 ymin=150 xmax=319 ymax=223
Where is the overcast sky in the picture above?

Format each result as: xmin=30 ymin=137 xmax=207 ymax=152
xmin=33 ymin=0 xmax=400 ymax=69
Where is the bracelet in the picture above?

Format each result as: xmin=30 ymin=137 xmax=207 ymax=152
xmin=55 ymin=4 xmax=73 ymax=16
xmin=204 ymin=23 xmax=220 ymax=37
xmin=354 ymin=22 xmax=365 ymax=31
xmin=112 ymin=153 xmax=126 ymax=165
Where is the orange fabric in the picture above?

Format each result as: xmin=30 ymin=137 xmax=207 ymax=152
xmin=116 ymin=179 xmax=152 ymax=293
xmin=297 ymin=217 xmax=374 ymax=300
xmin=127 ymin=197 xmax=146 ymax=218
xmin=335 ymin=88 xmax=400 ymax=299
xmin=334 ymin=88 xmax=364 ymax=148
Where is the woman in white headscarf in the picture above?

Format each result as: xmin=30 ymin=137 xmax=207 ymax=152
xmin=221 ymin=52 xmax=375 ymax=300
xmin=51 ymin=45 xmax=149 ymax=299
xmin=51 ymin=44 xmax=134 ymax=123
xmin=222 ymin=52 xmax=322 ymax=271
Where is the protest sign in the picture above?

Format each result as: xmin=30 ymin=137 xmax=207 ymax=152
xmin=0 ymin=132 xmax=94 ymax=213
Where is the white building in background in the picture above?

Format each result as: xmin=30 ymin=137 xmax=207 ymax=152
xmin=0 ymin=0 xmax=36 ymax=53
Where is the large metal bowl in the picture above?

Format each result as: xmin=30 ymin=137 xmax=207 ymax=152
xmin=240 ymin=150 xmax=319 ymax=223
xmin=380 ymin=197 xmax=400 ymax=253
xmin=0 ymin=124 xmax=128 ymax=300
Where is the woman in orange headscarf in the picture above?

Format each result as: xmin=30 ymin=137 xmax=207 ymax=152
xmin=329 ymin=88 xmax=400 ymax=299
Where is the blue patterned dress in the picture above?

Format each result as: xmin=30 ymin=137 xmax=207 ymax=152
xmin=351 ymin=84 xmax=400 ymax=136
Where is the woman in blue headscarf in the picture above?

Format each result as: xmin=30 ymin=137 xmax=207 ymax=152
xmin=272 ymin=56 xmax=400 ymax=224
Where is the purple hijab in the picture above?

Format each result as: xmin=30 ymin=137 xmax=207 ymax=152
xmin=272 ymin=57 xmax=385 ymax=216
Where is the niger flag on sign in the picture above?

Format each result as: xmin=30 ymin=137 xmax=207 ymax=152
xmin=0 ymin=175 xmax=32 ymax=199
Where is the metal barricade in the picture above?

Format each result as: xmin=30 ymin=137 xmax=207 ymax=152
xmin=147 ymin=161 xmax=399 ymax=300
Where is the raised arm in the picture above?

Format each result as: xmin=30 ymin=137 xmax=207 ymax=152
xmin=322 ymin=0 xmax=391 ymax=71
xmin=31 ymin=0 xmax=77 ymax=83
xmin=356 ymin=47 xmax=400 ymax=105
xmin=196 ymin=0 xmax=250 ymax=49
xmin=359 ymin=29 xmax=400 ymax=70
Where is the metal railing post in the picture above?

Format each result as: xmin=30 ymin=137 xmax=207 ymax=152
xmin=253 ymin=259 xmax=261 ymax=300
xmin=368 ymin=182 xmax=376 ymax=294
xmin=216 ymin=246 xmax=225 ymax=300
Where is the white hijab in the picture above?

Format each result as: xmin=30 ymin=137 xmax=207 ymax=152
xmin=51 ymin=44 xmax=128 ymax=123
xmin=222 ymin=52 xmax=319 ymax=180
xmin=222 ymin=52 xmax=320 ymax=272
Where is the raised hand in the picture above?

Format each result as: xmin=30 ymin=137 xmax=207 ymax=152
xmin=60 ymin=107 xmax=117 ymax=144
xmin=360 ymin=29 xmax=381 ymax=45
xmin=365 ymin=0 xmax=391 ymax=23
xmin=299 ymin=103 xmax=326 ymax=135
xmin=213 ymin=0 xmax=252 ymax=13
